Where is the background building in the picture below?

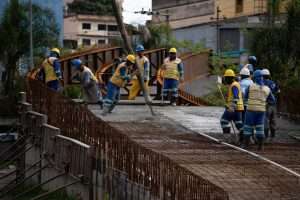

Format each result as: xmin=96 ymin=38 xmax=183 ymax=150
xmin=153 ymin=0 xmax=287 ymax=54
xmin=64 ymin=14 xmax=121 ymax=48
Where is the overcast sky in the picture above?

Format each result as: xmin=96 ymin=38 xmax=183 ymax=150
xmin=123 ymin=0 xmax=152 ymax=25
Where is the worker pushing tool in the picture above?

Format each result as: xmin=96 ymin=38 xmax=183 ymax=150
xmin=102 ymin=55 xmax=136 ymax=115
xmin=243 ymin=70 xmax=275 ymax=150
xmin=128 ymin=45 xmax=150 ymax=101
xmin=161 ymin=48 xmax=184 ymax=106
xmin=220 ymin=69 xmax=244 ymax=143
xmin=71 ymin=59 xmax=102 ymax=106
xmin=39 ymin=48 xmax=62 ymax=91
xmin=262 ymin=68 xmax=279 ymax=141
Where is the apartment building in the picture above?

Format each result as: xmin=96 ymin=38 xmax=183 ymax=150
xmin=64 ymin=14 xmax=120 ymax=48
xmin=153 ymin=0 xmax=287 ymax=53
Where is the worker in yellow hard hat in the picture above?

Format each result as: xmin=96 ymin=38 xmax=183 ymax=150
xmin=161 ymin=47 xmax=184 ymax=106
xmin=128 ymin=44 xmax=150 ymax=100
xmin=102 ymin=54 xmax=136 ymax=115
xmin=220 ymin=69 xmax=244 ymax=144
xmin=38 ymin=48 xmax=62 ymax=91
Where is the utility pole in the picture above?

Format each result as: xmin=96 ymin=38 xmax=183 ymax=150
xmin=112 ymin=0 xmax=133 ymax=53
xmin=29 ymin=0 xmax=34 ymax=70
xmin=210 ymin=6 xmax=226 ymax=55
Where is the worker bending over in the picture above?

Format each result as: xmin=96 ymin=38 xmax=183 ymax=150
xmin=262 ymin=69 xmax=279 ymax=140
xmin=220 ymin=69 xmax=244 ymax=143
xmin=102 ymin=55 xmax=136 ymax=115
xmin=40 ymin=48 xmax=62 ymax=91
xmin=71 ymin=59 xmax=102 ymax=106
xmin=128 ymin=45 xmax=150 ymax=100
xmin=243 ymin=70 xmax=275 ymax=150
xmin=162 ymin=48 xmax=184 ymax=106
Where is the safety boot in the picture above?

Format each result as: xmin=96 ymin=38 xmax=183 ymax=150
xmin=239 ymin=131 xmax=244 ymax=145
xmin=257 ymin=138 xmax=264 ymax=151
xmin=241 ymin=136 xmax=250 ymax=149
xmin=170 ymin=97 xmax=177 ymax=106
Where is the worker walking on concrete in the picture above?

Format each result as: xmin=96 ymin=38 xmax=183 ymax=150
xmin=262 ymin=68 xmax=279 ymax=140
xmin=239 ymin=67 xmax=253 ymax=122
xmin=102 ymin=55 xmax=136 ymax=115
xmin=71 ymin=59 xmax=102 ymax=105
xmin=220 ymin=69 xmax=244 ymax=143
xmin=128 ymin=45 xmax=150 ymax=100
xmin=243 ymin=70 xmax=275 ymax=150
xmin=40 ymin=48 xmax=62 ymax=91
xmin=161 ymin=48 xmax=184 ymax=106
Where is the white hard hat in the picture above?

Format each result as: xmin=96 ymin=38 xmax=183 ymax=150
xmin=240 ymin=67 xmax=250 ymax=76
xmin=261 ymin=69 xmax=270 ymax=76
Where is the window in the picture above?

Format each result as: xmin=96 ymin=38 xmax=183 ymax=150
xmin=98 ymin=24 xmax=106 ymax=31
xmin=108 ymin=25 xmax=118 ymax=31
xmin=236 ymin=0 xmax=243 ymax=13
xmin=82 ymin=23 xmax=91 ymax=30
xmin=82 ymin=39 xmax=91 ymax=46
xmin=98 ymin=40 xmax=106 ymax=44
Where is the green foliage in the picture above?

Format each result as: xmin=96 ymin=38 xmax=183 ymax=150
xmin=0 ymin=0 xmax=59 ymax=96
xmin=63 ymin=85 xmax=82 ymax=99
xmin=250 ymin=0 xmax=300 ymax=86
xmin=67 ymin=0 xmax=114 ymax=15
xmin=202 ymin=86 xmax=227 ymax=106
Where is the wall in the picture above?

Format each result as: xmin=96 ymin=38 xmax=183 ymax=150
xmin=173 ymin=24 xmax=217 ymax=51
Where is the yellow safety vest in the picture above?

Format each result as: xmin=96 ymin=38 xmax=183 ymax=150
xmin=247 ymin=84 xmax=270 ymax=112
xmin=227 ymin=81 xmax=244 ymax=111
xmin=163 ymin=58 xmax=182 ymax=80
xmin=110 ymin=62 xmax=128 ymax=87
xmin=133 ymin=56 xmax=149 ymax=80
xmin=42 ymin=57 xmax=58 ymax=83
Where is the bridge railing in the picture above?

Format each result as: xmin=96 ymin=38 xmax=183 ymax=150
xmin=26 ymin=78 xmax=229 ymax=199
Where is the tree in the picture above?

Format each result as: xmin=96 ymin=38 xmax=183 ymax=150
xmin=0 ymin=0 xmax=59 ymax=96
xmin=67 ymin=0 xmax=114 ymax=15
xmin=250 ymin=0 xmax=300 ymax=85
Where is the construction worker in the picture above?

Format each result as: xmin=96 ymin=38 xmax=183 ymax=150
xmin=243 ymin=70 xmax=275 ymax=150
xmin=239 ymin=67 xmax=253 ymax=122
xmin=71 ymin=59 xmax=102 ymax=105
xmin=102 ymin=55 xmax=136 ymax=115
xmin=40 ymin=48 xmax=62 ymax=91
xmin=262 ymin=68 xmax=279 ymax=140
xmin=128 ymin=45 xmax=150 ymax=100
xmin=161 ymin=48 xmax=184 ymax=106
xmin=220 ymin=69 xmax=244 ymax=143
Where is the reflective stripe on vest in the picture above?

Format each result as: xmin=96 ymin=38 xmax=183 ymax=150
xmin=43 ymin=57 xmax=58 ymax=83
xmin=247 ymin=84 xmax=270 ymax=112
xmin=110 ymin=62 xmax=128 ymax=87
xmin=133 ymin=56 xmax=149 ymax=80
xmin=227 ymin=81 xmax=244 ymax=111
xmin=163 ymin=58 xmax=181 ymax=80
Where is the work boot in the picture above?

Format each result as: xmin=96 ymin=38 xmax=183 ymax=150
xmin=170 ymin=97 xmax=177 ymax=106
xmin=264 ymin=128 xmax=269 ymax=139
xmin=241 ymin=136 xmax=250 ymax=149
xmin=102 ymin=106 xmax=110 ymax=116
xmin=270 ymin=129 xmax=276 ymax=138
xmin=257 ymin=138 xmax=264 ymax=151
xmin=98 ymin=100 xmax=103 ymax=110
xmin=239 ymin=131 xmax=244 ymax=145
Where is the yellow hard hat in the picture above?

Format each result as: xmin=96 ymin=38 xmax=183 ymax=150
xmin=169 ymin=48 xmax=177 ymax=53
xmin=224 ymin=69 xmax=235 ymax=77
xmin=50 ymin=48 xmax=60 ymax=56
xmin=126 ymin=54 xmax=136 ymax=64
